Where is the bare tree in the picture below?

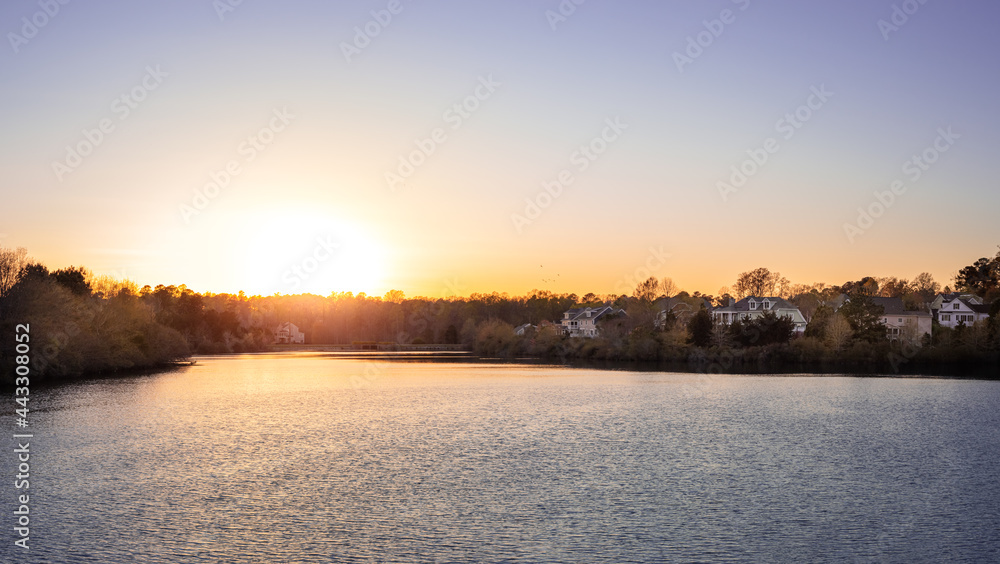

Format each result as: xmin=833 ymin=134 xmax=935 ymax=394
xmin=659 ymin=277 xmax=677 ymax=298
xmin=776 ymin=276 xmax=792 ymax=298
xmin=711 ymin=321 xmax=732 ymax=348
xmin=911 ymin=272 xmax=940 ymax=303
xmin=733 ymin=267 xmax=783 ymax=298
xmin=876 ymin=277 xmax=910 ymax=298
xmin=825 ymin=313 xmax=853 ymax=351
xmin=0 ymin=246 xmax=28 ymax=299
xmin=633 ymin=276 xmax=659 ymax=304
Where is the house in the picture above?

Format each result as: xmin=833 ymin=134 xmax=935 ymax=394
xmin=827 ymin=293 xmax=849 ymax=312
xmin=711 ymin=296 xmax=808 ymax=334
xmin=515 ymin=320 xmax=561 ymax=337
xmin=871 ymin=297 xmax=931 ymax=342
xmin=929 ymin=292 xmax=982 ymax=312
xmin=514 ymin=323 xmax=535 ymax=336
xmin=931 ymin=293 xmax=991 ymax=328
xmin=655 ymin=296 xmax=712 ymax=329
xmin=274 ymin=322 xmax=305 ymax=344
xmin=560 ymin=305 xmax=626 ymax=338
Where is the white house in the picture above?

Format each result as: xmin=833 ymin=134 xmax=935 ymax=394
xmin=561 ymin=305 xmax=625 ymax=338
xmin=931 ymin=294 xmax=991 ymax=328
xmin=929 ymin=292 xmax=982 ymax=312
xmin=711 ymin=296 xmax=808 ymax=334
xmin=274 ymin=322 xmax=305 ymax=344
xmin=871 ymin=297 xmax=932 ymax=342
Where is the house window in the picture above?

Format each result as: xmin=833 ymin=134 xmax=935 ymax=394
xmin=898 ymin=318 xmax=902 ymax=323
xmin=942 ymin=314 xmax=950 ymax=322
xmin=953 ymin=303 xmax=960 ymax=310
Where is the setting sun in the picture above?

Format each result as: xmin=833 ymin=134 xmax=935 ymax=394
xmin=235 ymin=207 xmax=387 ymax=296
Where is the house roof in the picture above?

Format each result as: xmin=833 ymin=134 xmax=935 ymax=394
xmin=938 ymin=296 xmax=993 ymax=314
xmin=713 ymin=296 xmax=798 ymax=312
xmin=563 ymin=305 xmax=625 ymax=322
xmin=969 ymin=303 xmax=992 ymax=314
xmin=827 ymin=294 xmax=849 ymax=310
xmin=658 ymin=296 xmax=711 ymax=312
xmin=871 ymin=297 xmax=932 ymax=317
xmin=871 ymin=297 xmax=905 ymax=315
xmin=937 ymin=292 xmax=983 ymax=305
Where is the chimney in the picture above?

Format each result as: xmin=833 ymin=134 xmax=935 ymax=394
xmin=728 ymin=297 xmax=735 ymax=307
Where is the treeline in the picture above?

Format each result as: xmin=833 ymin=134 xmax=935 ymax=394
xmin=0 ymin=249 xmax=274 ymax=383
xmin=479 ymin=292 xmax=1000 ymax=375
xmin=1 ymin=245 xmax=998 ymax=382
xmin=467 ymin=250 xmax=1000 ymax=374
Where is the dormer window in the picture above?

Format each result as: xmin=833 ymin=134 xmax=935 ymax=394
xmin=763 ymin=299 xmax=771 ymax=310
xmin=748 ymin=299 xmax=757 ymax=310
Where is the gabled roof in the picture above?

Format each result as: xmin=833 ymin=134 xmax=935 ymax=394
xmin=658 ymin=296 xmax=712 ymax=313
xmin=871 ymin=297 xmax=931 ymax=317
xmin=969 ymin=303 xmax=992 ymax=314
xmin=871 ymin=297 xmax=905 ymax=315
xmin=715 ymin=296 xmax=798 ymax=312
xmin=562 ymin=305 xmax=624 ymax=322
xmin=939 ymin=296 xmax=992 ymax=314
xmin=937 ymin=292 xmax=983 ymax=305
xmin=827 ymin=294 xmax=849 ymax=310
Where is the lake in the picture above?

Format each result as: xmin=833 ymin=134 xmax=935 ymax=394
xmin=4 ymin=353 xmax=1000 ymax=562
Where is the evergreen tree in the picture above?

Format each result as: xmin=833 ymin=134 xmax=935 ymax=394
xmin=839 ymin=292 xmax=886 ymax=343
xmin=687 ymin=305 xmax=713 ymax=347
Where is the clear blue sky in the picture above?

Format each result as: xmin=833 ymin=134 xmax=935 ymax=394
xmin=2 ymin=0 xmax=998 ymax=297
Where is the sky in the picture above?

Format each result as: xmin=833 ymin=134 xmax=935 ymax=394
xmin=1 ymin=0 xmax=998 ymax=299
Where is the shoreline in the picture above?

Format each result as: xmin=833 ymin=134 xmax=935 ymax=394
xmin=6 ymin=347 xmax=997 ymax=389
xmin=193 ymin=348 xmax=999 ymax=380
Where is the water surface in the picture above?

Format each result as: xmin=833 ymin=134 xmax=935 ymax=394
xmin=4 ymin=354 xmax=999 ymax=562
